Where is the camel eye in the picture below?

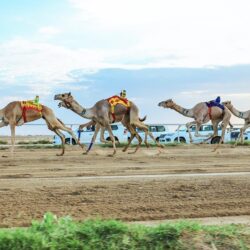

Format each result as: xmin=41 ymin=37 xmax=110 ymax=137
xmin=62 ymin=94 xmax=65 ymax=97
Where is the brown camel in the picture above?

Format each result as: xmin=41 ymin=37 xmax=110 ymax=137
xmin=158 ymin=99 xmax=232 ymax=150
xmin=0 ymin=101 xmax=83 ymax=156
xmin=54 ymin=92 xmax=162 ymax=155
xmin=223 ymin=101 xmax=250 ymax=146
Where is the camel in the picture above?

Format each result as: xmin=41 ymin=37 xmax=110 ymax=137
xmin=158 ymin=99 xmax=232 ymax=150
xmin=0 ymin=101 xmax=83 ymax=156
xmin=223 ymin=101 xmax=250 ymax=146
xmin=54 ymin=92 xmax=162 ymax=155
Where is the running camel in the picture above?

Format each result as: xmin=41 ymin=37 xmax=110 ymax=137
xmin=223 ymin=100 xmax=250 ymax=146
xmin=0 ymin=101 xmax=83 ymax=156
xmin=54 ymin=92 xmax=163 ymax=155
xmin=158 ymin=98 xmax=232 ymax=150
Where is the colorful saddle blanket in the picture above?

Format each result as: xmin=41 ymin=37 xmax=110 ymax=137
xmin=20 ymin=101 xmax=43 ymax=122
xmin=205 ymin=100 xmax=225 ymax=120
xmin=205 ymin=101 xmax=225 ymax=110
xmin=107 ymin=95 xmax=131 ymax=121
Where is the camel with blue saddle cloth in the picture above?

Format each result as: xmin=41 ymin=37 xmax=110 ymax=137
xmin=158 ymin=97 xmax=232 ymax=151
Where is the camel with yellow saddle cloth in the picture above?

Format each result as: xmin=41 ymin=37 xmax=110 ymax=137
xmin=0 ymin=98 xmax=83 ymax=156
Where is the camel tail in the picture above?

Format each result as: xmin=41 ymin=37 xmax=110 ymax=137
xmin=139 ymin=116 xmax=147 ymax=122
xmin=0 ymin=109 xmax=4 ymax=120
xmin=56 ymin=118 xmax=66 ymax=126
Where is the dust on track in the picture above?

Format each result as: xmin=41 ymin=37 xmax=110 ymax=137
xmin=0 ymin=144 xmax=250 ymax=227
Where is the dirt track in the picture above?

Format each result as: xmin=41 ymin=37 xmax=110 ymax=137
xmin=0 ymin=144 xmax=250 ymax=227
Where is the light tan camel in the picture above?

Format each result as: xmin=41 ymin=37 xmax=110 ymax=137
xmin=54 ymin=93 xmax=162 ymax=155
xmin=158 ymin=99 xmax=231 ymax=150
xmin=0 ymin=101 xmax=83 ymax=156
xmin=223 ymin=101 xmax=250 ymax=146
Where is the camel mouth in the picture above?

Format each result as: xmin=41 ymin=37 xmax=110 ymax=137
xmin=158 ymin=102 xmax=165 ymax=107
xmin=54 ymin=95 xmax=60 ymax=100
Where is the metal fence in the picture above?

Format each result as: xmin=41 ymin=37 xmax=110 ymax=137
xmin=0 ymin=123 xmax=245 ymax=136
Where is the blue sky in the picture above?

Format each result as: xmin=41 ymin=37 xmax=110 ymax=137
xmin=1 ymin=0 xmax=250 ymax=130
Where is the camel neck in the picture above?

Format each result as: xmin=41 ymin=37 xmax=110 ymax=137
xmin=172 ymin=103 xmax=194 ymax=118
xmin=69 ymin=100 xmax=94 ymax=119
xmin=229 ymin=106 xmax=248 ymax=119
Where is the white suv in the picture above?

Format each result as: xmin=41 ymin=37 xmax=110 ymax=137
xmin=128 ymin=124 xmax=169 ymax=143
xmin=159 ymin=124 xmax=231 ymax=144
xmin=53 ymin=123 xmax=127 ymax=145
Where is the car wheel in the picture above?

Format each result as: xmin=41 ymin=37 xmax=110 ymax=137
xmin=65 ymin=138 xmax=71 ymax=145
xmin=174 ymin=137 xmax=186 ymax=143
xmin=65 ymin=138 xmax=76 ymax=145
xmin=211 ymin=136 xmax=222 ymax=144
xmin=106 ymin=137 xmax=119 ymax=142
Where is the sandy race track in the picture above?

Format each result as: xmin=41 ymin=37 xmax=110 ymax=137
xmin=0 ymin=144 xmax=250 ymax=227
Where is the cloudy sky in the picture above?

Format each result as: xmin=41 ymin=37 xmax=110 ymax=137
xmin=1 ymin=0 xmax=250 ymax=132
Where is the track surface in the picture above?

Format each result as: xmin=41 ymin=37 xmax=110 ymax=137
xmin=0 ymin=144 xmax=250 ymax=227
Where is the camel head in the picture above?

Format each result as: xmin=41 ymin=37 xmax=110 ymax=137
xmin=222 ymin=100 xmax=233 ymax=110
xmin=54 ymin=92 xmax=73 ymax=108
xmin=158 ymin=99 xmax=175 ymax=109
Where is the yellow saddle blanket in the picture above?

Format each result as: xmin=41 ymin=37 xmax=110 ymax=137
xmin=107 ymin=95 xmax=131 ymax=121
xmin=107 ymin=95 xmax=130 ymax=114
xmin=21 ymin=101 xmax=42 ymax=113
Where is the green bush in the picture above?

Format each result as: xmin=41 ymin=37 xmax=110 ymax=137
xmin=0 ymin=213 xmax=249 ymax=250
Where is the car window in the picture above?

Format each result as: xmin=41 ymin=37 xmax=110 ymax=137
xmin=201 ymin=125 xmax=213 ymax=131
xmin=111 ymin=125 xmax=118 ymax=130
xmin=190 ymin=126 xmax=196 ymax=132
xmin=149 ymin=126 xmax=157 ymax=132
xmin=156 ymin=126 xmax=166 ymax=132
xmin=85 ymin=125 xmax=95 ymax=132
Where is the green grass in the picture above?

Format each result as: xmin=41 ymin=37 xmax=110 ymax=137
xmin=20 ymin=145 xmax=61 ymax=149
xmin=0 ymin=140 xmax=7 ymax=145
xmin=226 ymin=141 xmax=250 ymax=146
xmin=0 ymin=213 xmax=249 ymax=250
xmin=17 ymin=140 xmax=52 ymax=145
xmin=100 ymin=142 xmax=182 ymax=148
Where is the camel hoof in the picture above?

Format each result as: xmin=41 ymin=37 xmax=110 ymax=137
xmin=107 ymin=154 xmax=114 ymax=157
xmin=56 ymin=153 xmax=64 ymax=157
xmin=128 ymin=151 xmax=136 ymax=155
xmin=83 ymin=151 xmax=89 ymax=155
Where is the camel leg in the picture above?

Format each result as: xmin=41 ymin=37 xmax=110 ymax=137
xmin=100 ymin=126 xmax=110 ymax=144
xmin=234 ymin=122 xmax=250 ymax=147
xmin=123 ymin=124 xmax=142 ymax=153
xmin=131 ymin=121 xmax=163 ymax=151
xmin=10 ymin=124 xmax=16 ymax=156
xmin=200 ymin=120 xmax=219 ymax=144
xmin=213 ymin=122 xmax=228 ymax=152
xmin=61 ymin=126 xmax=84 ymax=150
xmin=213 ymin=112 xmax=231 ymax=152
xmin=54 ymin=129 xmax=66 ymax=156
xmin=186 ymin=121 xmax=196 ymax=143
xmin=85 ymin=123 xmax=101 ymax=154
xmin=105 ymin=124 xmax=117 ymax=156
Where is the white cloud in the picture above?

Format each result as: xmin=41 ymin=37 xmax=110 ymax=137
xmin=0 ymin=38 xmax=108 ymax=96
xmin=38 ymin=26 xmax=61 ymax=36
xmin=69 ymin=0 xmax=250 ymax=67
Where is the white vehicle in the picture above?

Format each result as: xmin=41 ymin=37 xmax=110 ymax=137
xmin=128 ymin=124 xmax=169 ymax=143
xmin=159 ymin=124 xmax=231 ymax=144
xmin=53 ymin=123 xmax=127 ymax=145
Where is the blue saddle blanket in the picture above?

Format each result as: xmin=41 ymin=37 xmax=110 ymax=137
xmin=206 ymin=101 xmax=225 ymax=110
